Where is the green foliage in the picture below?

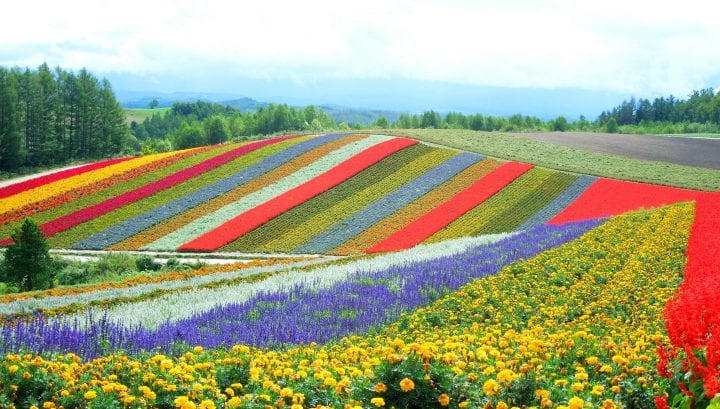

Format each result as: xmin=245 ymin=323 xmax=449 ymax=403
xmin=1 ymin=219 xmax=54 ymax=291
xmin=551 ymin=116 xmax=568 ymax=131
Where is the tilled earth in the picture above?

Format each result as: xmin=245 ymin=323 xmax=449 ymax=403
xmin=508 ymin=132 xmax=720 ymax=169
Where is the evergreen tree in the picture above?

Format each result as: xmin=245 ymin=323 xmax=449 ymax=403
xmin=2 ymin=219 xmax=54 ymax=292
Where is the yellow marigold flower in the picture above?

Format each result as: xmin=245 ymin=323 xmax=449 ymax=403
xmin=555 ymin=379 xmax=569 ymax=387
xmin=30 ymin=406 xmax=38 ymax=409
xmin=541 ymin=398 xmax=553 ymax=408
xmin=291 ymin=405 xmax=303 ymax=409
xmin=601 ymin=399 xmax=617 ymax=409
xmin=225 ymin=387 xmax=235 ymax=397
xmin=22 ymin=371 xmax=32 ymax=379
xmin=399 ymin=377 xmax=415 ymax=392
xmin=586 ymin=357 xmax=599 ymax=366
xmin=599 ymin=365 xmax=613 ymax=373
xmin=198 ymin=400 xmax=215 ymax=409
xmin=611 ymin=385 xmax=621 ymax=394
xmin=497 ymin=369 xmax=518 ymax=383
xmin=371 ymin=397 xmax=386 ymax=407
xmin=496 ymin=402 xmax=509 ymax=409
xmin=568 ymin=397 xmax=585 ymax=409
xmin=374 ymin=382 xmax=388 ymax=393
xmin=574 ymin=372 xmax=588 ymax=381
xmin=571 ymin=383 xmax=585 ymax=392
xmin=591 ymin=385 xmax=605 ymax=396
xmin=324 ymin=377 xmax=337 ymax=387
xmin=226 ymin=397 xmax=242 ymax=408
xmin=438 ymin=393 xmax=450 ymax=407
xmin=43 ymin=402 xmax=56 ymax=409
xmin=8 ymin=365 xmax=19 ymax=373
xmin=193 ymin=346 xmax=203 ymax=354
xmin=483 ymin=379 xmax=500 ymax=396
xmin=160 ymin=359 xmax=173 ymax=371
xmin=84 ymin=390 xmax=97 ymax=400
xmin=459 ymin=402 xmax=469 ymax=408
xmin=281 ymin=387 xmax=294 ymax=398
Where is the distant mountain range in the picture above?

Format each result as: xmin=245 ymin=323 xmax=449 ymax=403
xmin=110 ymin=75 xmax=631 ymax=123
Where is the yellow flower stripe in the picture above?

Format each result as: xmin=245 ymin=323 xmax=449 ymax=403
xmin=0 ymin=204 xmax=692 ymax=408
xmin=0 ymin=149 xmax=201 ymax=215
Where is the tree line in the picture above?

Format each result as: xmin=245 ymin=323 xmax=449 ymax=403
xmin=0 ymin=64 xmax=132 ymax=171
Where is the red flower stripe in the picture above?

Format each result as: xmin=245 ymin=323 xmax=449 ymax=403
xmin=178 ymin=137 xmax=418 ymax=251
xmin=0 ymin=136 xmax=298 ymax=245
xmin=0 ymin=156 xmax=136 ymax=199
xmin=365 ymin=162 xmax=533 ymax=253
xmin=0 ymin=147 xmax=212 ymax=227
xmin=548 ymin=178 xmax=702 ymax=224
xmin=663 ymin=192 xmax=720 ymax=397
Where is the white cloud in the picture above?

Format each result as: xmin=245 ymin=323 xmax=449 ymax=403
xmin=2 ymin=0 xmax=719 ymax=96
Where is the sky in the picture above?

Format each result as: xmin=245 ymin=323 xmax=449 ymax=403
xmin=2 ymin=0 xmax=720 ymax=101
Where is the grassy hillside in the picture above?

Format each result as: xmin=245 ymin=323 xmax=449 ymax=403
xmin=377 ymin=129 xmax=720 ymax=191
xmin=123 ymin=107 xmax=171 ymax=125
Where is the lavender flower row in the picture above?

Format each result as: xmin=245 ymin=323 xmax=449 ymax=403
xmin=0 ymin=219 xmax=602 ymax=359
xmin=514 ymin=175 xmax=596 ymax=231
xmin=295 ymin=152 xmax=484 ymax=254
xmin=73 ymin=134 xmax=348 ymax=249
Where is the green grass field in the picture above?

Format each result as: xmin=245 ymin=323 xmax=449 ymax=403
xmin=123 ymin=107 xmax=171 ymax=125
xmin=371 ymin=129 xmax=720 ymax=191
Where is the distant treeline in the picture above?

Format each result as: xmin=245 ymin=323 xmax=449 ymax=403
xmin=0 ymin=64 xmax=131 ymax=171
xmin=133 ymin=102 xmax=336 ymax=152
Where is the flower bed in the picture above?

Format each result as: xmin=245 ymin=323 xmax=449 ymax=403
xmin=367 ymin=162 xmax=533 ymax=253
xmin=0 ymin=146 xmax=210 ymax=227
xmin=145 ymin=135 xmax=393 ymax=251
xmin=295 ymin=152 xmax=484 ymax=254
xmin=177 ymin=137 xmax=416 ymax=252
xmin=112 ymin=135 xmax=364 ymax=251
xmin=335 ymin=159 xmax=501 ymax=255
xmin=254 ymin=147 xmax=457 ymax=253
xmin=73 ymin=135 xmax=334 ymax=249
xmin=515 ymin=174 xmax=596 ymax=231
xmin=219 ymin=144 xmax=434 ymax=253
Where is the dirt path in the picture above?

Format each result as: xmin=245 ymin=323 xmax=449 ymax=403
xmin=507 ymin=132 xmax=720 ymax=169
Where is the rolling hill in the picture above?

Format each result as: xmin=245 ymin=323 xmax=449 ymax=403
xmin=0 ymin=133 xmax=706 ymax=255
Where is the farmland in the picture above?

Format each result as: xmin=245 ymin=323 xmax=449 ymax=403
xmin=0 ymin=132 xmax=718 ymax=408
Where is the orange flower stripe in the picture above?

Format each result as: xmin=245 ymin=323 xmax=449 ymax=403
xmin=110 ymin=136 xmax=366 ymax=250
xmin=0 ymin=146 xmax=213 ymax=226
xmin=0 ymin=148 xmax=203 ymax=215
xmin=332 ymin=159 xmax=501 ymax=255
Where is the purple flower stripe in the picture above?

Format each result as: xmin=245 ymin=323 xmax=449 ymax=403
xmin=515 ymin=175 xmax=596 ymax=231
xmin=73 ymin=134 xmax=349 ymax=249
xmin=295 ymin=152 xmax=484 ymax=254
xmin=0 ymin=219 xmax=602 ymax=359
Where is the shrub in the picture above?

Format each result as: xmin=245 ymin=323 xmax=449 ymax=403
xmin=1 ymin=219 xmax=54 ymax=291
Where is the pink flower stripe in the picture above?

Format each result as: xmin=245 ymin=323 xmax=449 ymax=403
xmin=366 ymin=162 xmax=534 ymax=253
xmin=0 ymin=157 xmax=136 ymax=199
xmin=0 ymin=136 xmax=298 ymax=245
xmin=178 ymin=137 xmax=418 ymax=251
xmin=547 ymin=178 xmax=702 ymax=225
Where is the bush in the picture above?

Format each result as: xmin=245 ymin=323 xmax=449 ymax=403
xmin=135 ymin=255 xmax=161 ymax=272
xmin=56 ymin=265 xmax=88 ymax=286
xmin=1 ymin=219 xmax=54 ymax=292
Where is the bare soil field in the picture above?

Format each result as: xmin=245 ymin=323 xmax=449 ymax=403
xmin=508 ymin=132 xmax=720 ymax=169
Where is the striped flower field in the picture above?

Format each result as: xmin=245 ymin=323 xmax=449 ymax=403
xmin=0 ymin=133 xmax=717 ymax=409
xmin=0 ymin=133 xmax=705 ymax=255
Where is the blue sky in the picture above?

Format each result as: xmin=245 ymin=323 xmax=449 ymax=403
xmin=2 ymin=0 xmax=719 ymax=99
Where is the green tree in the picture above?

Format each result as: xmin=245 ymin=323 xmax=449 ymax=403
xmin=605 ymin=117 xmax=619 ymax=133
xmin=552 ymin=116 xmax=568 ymax=132
xmin=0 ymin=67 xmax=24 ymax=169
xmin=2 ymin=219 xmax=54 ymax=292
xmin=373 ymin=115 xmax=389 ymax=129
xmin=204 ymin=115 xmax=229 ymax=145
xmin=148 ymin=98 xmax=159 ymax=109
